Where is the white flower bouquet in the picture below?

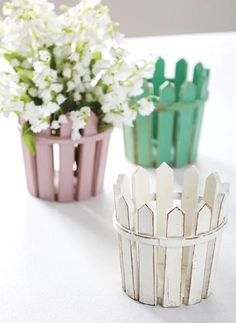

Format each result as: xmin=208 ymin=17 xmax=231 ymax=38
xmin=0 ymin=0 xmax=155 ymax=154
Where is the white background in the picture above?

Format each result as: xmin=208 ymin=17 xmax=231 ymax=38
xmin=0 ymin=33 xmax=235 ymax=322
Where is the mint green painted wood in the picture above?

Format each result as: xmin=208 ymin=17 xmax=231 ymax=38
xmin=173 ymin=59 xmax=188 ymax=150
xmin=175 ymin=82 xmax=197 ymax=167
xmin=157 ymin=82 xmax=175 ymax=165
xmin=123 ymin=126 xmax=135 ymax=163
xmin=190 ymin=69 xmax=210 ymax=162
xmin=135 ymin=114 xmax=152 ymax=166
xmin=135 ymin=82 xmax=153 ymax=166
xmin=175 ymin=59 xmax=188 ymax=100
xmin=152 ymin=57 xmax=165 ymax=141
xmin=190 ymin=101 xmax=205 ymax=163
xmin=123 ymin=58 xmax=209 ymax=168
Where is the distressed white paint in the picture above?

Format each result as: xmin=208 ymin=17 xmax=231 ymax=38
xmin=132 ymin=167 xmax=150 ymax=210
xmin=113 ymin=165 xmax=229 ymax=307
xmin=137 ymin=203 xmax=156 ymax=305
xmin=202 ymin=173 xmax=222 ymax=298
xmin=163 ymin=207 xmax=184 ymax=307
xmin=156 ymin=163 xmax=174 ymax=303
xmin=187 ymin=202 xmax=211 ymax=304
xmin=117 ymin=196 xmax=136 ymax=299
xmin=181 ymin=166 xmax=199 ymax=303
xmin=204 ymin=186 xmax=229 ymax=297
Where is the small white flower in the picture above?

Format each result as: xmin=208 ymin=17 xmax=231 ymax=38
xmin=51 ymin=120 xmax=60 ymax=129
xmin=58 ymin=114 xmax=67 ymax=124
xmin=50 ymin=83 xmax=63 ymax=93
xmin=29 ymin=88 xmax=38 ymax=97
xmin=11 ymin=58 xmax=20 ymax=67
xmin=63 ymin=68 xmax=72 ymax=78
xmin=56 ymin=94 xmax=66 ymax=105
xmin=39 ymin=50 xmax=50 ymax=62
xmin=67 ymin=81 xmax=76 ymax=91
xmin=138 ymin=98 xmax=155 ymax=116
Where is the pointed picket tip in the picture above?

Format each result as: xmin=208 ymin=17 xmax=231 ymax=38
xmin=138 ymin=203 xmax=155 ymax=235
xmin=184 ymin=165 xmax=199 ymax=178
xmin=118 ymin=195 xmax=134 ymax=229
xmin=159 ymin=81 xmax=176 ymax=103
xmin=156 ymin=162 xmax=173 ymax=175
xmin=196 ymin=201 xmax=211 ymax=234
xmin=179 ymin=82 xmax=197 ymax=102
xmin=176 ymin=58 xmax=187 ymax=65
xmin=116 ymin=173 xmax=130 ymax=197
xmin=138 ymin=203 xmax=155 ymax=216
xmin=156 ymin=56 xmax=165 ymax=66
xmin=205 ymin=172 xmax=221 ymax=190
xmin=166 ymin=206 xmax=184 ymax=237
xmin=167 ymin=205 xmax=185 ymax=216
xmin=132 ymin=167 xmax=150 ymax=209
xmin=83 ymin=111 xmax=98 ymax=136
xmin=132 ymin=166 xmax=148 ymax=179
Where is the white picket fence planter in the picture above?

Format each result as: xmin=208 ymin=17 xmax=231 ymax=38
xmin=113 ymin=163 xmax=229 ymax=307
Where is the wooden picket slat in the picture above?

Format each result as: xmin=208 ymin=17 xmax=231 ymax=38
xmin=187 ymin=202 xmax=211 ymax=304
xmin=152 ymin=58 xmax=165 ymax=150
xmin=206 ymin=184 xmax=229 ymax=297
xmin=117 ymin=196 xmax=136 ymax=299
xmin=21 ymin=137 xmax=38 ymax=197
xmin=202 ymin=172 xmax=221 ymax=298
xmin=113 ymin=174 xmax=131 ymax=293
xmin=77 ymin=112 xmax=98 ymax=200
xmin=189 ymin=100 xmax=205 ymax=162
xmin=152 ymin=57 xmax=165 ymax=96
xmin=163 ymin=207 xmax=184 ymax=307
xmin=115 ymin=174 xmax=131 ymax=198
xmin=136 ymin=114 xmax=152 ymax=167
xmin=190 ymin=65 xmax=209 ymax=162
xmin=36 ymin=128 xmax=55 ymax=201
xmin=132 ymin=167 xmax=150 ymax=210
xmin=157 ymin=82 xmax=176 ymax=165
xmin=175 ymin=82 xmax=196 ymax=166
xmin=58 ymin=120 xmax=74 ymax=202
xmin=134 ymin=82 xmax=153 ymax=167
xmin=156 ymin=163 xmax=173 ymax=303
xmin=123 ymin=126 xmax=135 ymax=163
xmin=193 ymin=63 xmax=204 ymax=95
xmin=181 ymin=166 xmax=199 ymax=303
xmin=137 ymin=203 xmax=156 ymax=305
xmin=174 ymin=59 xmax=188 ymax=100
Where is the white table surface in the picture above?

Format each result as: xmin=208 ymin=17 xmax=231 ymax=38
xmin=0 ymin=32 xmax=235 ymax=323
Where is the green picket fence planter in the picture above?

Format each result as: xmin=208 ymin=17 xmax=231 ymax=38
xmin=123 ymin=58 xmax=210 ymax=168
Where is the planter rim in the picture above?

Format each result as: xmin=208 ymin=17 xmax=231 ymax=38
xmin=36 ymin=127 xmax=113 ymax=145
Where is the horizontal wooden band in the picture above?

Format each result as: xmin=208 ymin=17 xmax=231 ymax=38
xmin=155 ymin=100 xmax=205 ymax=113
xmin=113 ymin=215 xmax=227 ymax=248
xmin=36 ymin=128 xmax=113 ymax=145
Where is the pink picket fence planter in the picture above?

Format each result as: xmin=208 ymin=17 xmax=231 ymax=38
xmin=21 ymin=113 xmax=113 ymax=202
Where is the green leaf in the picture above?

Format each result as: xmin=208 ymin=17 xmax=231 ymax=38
xmin=98 ymin=122 xmax=112 ymax=133
xmin=21 ymin=122 xmax=36 ymax=155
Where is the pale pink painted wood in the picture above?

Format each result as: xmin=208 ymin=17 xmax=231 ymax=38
xmin=36 ymin=128 xmax=55 ymax=201
xmin=77 ymin=112 xmax=98 ymax=201
xmin=21 ymin=116 xmax=112 ymax=202
xmin=93 ymin=134 xmax=111 ymax=195
xmin=58 ymin=119 xmax=75 ymax=202
xmin=21 ymin=137 xmax=38 ymax=197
